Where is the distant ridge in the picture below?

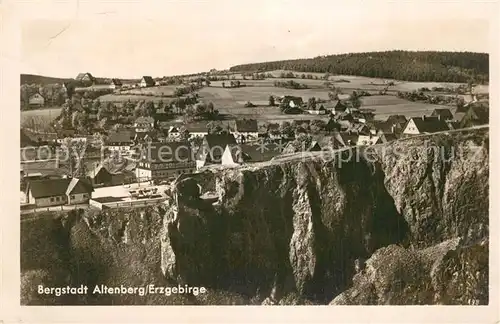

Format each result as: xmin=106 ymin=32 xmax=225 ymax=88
xmin=229 ymin=50 xmax=489 ymax=84
xmin=20 ymin=74 xmax=73 ymax=86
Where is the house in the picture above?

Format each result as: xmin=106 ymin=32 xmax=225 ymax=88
xmin=195 ymin=133 xmax=237 ymax=169
xmin=446 ymin=121 xmax=461 ymax=130
xmin=282 ymin=139 xmax=322 ymax=154
xmin=222 ymin=143 xmax=284 ymax=166
xmin=110 ymin=79 xmax=122 ymax=89
xmin=75 ymin=72 xmax=96 ymax=85
xmin=460 ymin=104 xmax=489 ymax=128
xmin=336 ymin=132 xmax=359 ymax=147
xmin=453 ymin=106 xmax=469 ymax=123
xmin=185 ymin=124 xmax=210 ymax=139
xmin=133 ymin=131 xmax=157 ymax=144
xmin=106 ymin=131 xmax=134 ymax=154
xmin=379 ymin=133 xmax=398 ymax=143
xmin=167 ymin=125 xmax=182 ymax=139
xmin=282 ymin=107 xmax=304 ymax=114
xmin=402 ymin=116 xmax=450 ymax=136
xmin=28 ymin=93 xmax=45 ymax=108
xmin=306 ymin=109 xmax=327 ymax=115
xmin=134 ymin=116 xmax=155 ymax=132
xmin=386 ymin=115 xmax=408 ymax=125
xmin=232 ymin=119 xmax=259 ymax=143
xmin=310 ymin=134 xmax=350 ymax=151
xmin=348 ymin=123 xmax=371 ymax=136
xmin=65 ymin=178 xmax=94 ymax=205
xmin=431 ymin=108 xmax=454 ymax=121
xmin=86 ymin=163 xmax=113 ymax=187
xmin=134 ymin=141 xmax=196 ymax=182
xmin=357 ymin=135 xmax=383 ymax=146
xmin=86 ymin=163 xmax=129 ymax=187
xmin=139 ymin=76 xmax=156 ymax=88
xmin=330 ymin=100 xmax=349 ymax=115
xmin=25 ymin=178 xmax=93 ymax=207
xmin=280 ymin=96 xmax=304 ymax=109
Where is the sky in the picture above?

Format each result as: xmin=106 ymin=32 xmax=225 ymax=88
xmin=18 ymin=0 xmax=494 ymax=79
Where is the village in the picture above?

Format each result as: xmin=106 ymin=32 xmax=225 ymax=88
xmin=20 ymin=71 xmax=489 ymax=213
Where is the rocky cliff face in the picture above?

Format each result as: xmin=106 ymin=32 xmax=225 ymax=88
xmin=21 ymin=128 xmax=489 ymax=305
xmin=161 ymin=128 xmax=489 ymax=305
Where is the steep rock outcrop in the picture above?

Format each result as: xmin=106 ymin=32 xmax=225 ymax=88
xmin=161 ymin=128 xmax=489 ymax=304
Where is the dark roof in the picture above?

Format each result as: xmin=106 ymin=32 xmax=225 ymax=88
xmin=469 ymin=105 xmax=489 ymax=123
xmin=446 ymin=121 xmax=460 ymax=130
xmin=28 ymin=178 xmax=70 ymax=198
xmin=205 ymin=133 xmax=237 ymax=150
xmin=235 ymin=119 xmax=258 ymax=132
xmin=141 ymin=76 xmax=155 ymax=85
xmin=386 ymin=115 xmax=407 ymax=124
xmin=141 ymin=141 xmax=193 ymax=163
xmin=371 ymin=120 xmax=393 ymax=133
xmin=337 ymin=132 xmax=359 ymax=146
xmin=410 ymin=116 xmax=450 ymax=133
xmin=380 ymin=133 xmax=398 ymax=142
xmin=283 ymin=107 xmax=304 ymax=114
xmin=107 ymin=131 xmax=133 ymax=144
xmin=86 ymin=163 xmax=111 ymax=178
xmin=66 ymin=178 xmax=94 ymax=195
xmin=197 ymin=134 xmax=237 ymax=163
xmin=185 ymin=123 xmax=210 ymax=133
xmin=281 ymin=96 xmax=304 ymax=106
xmin=75 ymin=72 xmax=95 ymax=81
xmin=226 ymin=143 xmax=283 ymax=163
xmin=332 ymin=100 xmax=347 ymax=111
xmin=431 ymin=108 xmax=453 ymax=120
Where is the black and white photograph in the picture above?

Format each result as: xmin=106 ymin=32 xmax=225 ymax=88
xmin=4 ymin=0 xmax=497 ymax=319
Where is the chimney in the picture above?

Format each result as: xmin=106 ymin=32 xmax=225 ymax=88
xmin=422 ymin=116 xmax=426 ymax=121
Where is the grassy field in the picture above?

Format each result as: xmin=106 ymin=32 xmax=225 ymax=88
xmin=21 ymin=108 xmax=62 ymax=129
xmin=98 ymin=94 xmax=177 ymax=103
xmin=217 ymin=71 xmax=489 ymax=94
xmin=119 ymin=85 xmax=178 ymax=96
xmin=198 ymin=85 xmax=457 ymax=121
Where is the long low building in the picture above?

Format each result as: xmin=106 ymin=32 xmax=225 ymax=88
xmin=25 ymin=178 xmax=94 ymax=207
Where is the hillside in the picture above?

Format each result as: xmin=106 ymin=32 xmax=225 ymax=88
xmin=20 ymin=74 xmax=73 ymax=85
xmin=229 ymin=50 xmax=489 ymax=84
xmin=21 ymin=127 xmax=489 ymax=305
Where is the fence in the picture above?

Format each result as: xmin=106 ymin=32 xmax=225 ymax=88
xmin=20 ymin=203 xmax=91 ymax=215
xmin=90 ymin=197 xmax=167 ymax=210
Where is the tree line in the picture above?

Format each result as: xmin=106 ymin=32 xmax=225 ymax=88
xmin=229 ymin=50 xmax=489 ymax=84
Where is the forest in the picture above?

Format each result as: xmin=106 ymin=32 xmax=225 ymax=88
xmin=229 ymin=50 xmax=489 ymax=84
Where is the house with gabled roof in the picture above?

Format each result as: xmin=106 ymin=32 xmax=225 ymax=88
xmin=140 ymin=76 xmax=155 ymax=88
xmin=106 ymin=131 xmax=134 ymax=153
xmin=232 ymin=119 xmax=259 ymax=143
xmin=402 ymin=116 xmax=450 ymax=136
xmin=279 ymin=96 xmax=304 ymax=109
xmin=221 ymin=143 xmax=284 ymax=166
xmin=28 ymin=93 xmax=45 ymax=108
xmin=460 ymin=104 xmax=489 ymax=128
xmin=134 ymin=116 xmax=155 ymax=132
xmin=134 ymin=141 xmax=196 ymax=182
xmin=75 ymin=72 xmax=96 ymax=85
xmin=357 ymin=135 xmax=383 ymax=146
xmin=195 ymin=133 xmax=237 ymax=169
xmin=25 ymin=177 xmax=93 ymax=207
xmin=431 ymin=108 xmax=454 ymax=121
